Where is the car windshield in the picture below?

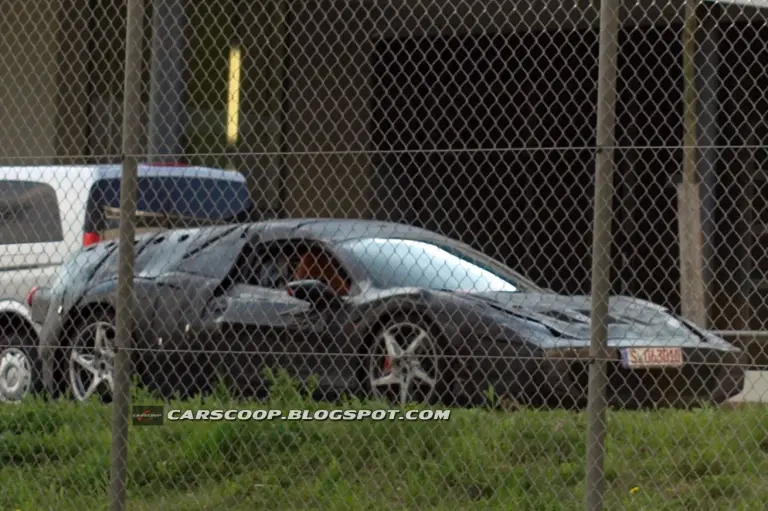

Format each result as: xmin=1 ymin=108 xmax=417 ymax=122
xmin=336 ymin=237 xmax=538 ymax=293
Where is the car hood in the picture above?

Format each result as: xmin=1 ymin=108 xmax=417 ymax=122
xmin=457 ymin=291 xmax=737 ymax=351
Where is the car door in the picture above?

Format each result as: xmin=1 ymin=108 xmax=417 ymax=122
xmin=280 ymin=290 xmax=357 ymax=398
xmin=146 ymin=275 xmax=222 ymax=397
xmin=201 ymin=239 xmax=313 ymax=398
xmin=0 ymin=179 xmax=67 ymax=307
xmin=276 ymin=240 xmax=358 ymax=395
xmin=208 ymin=238 xmax=355 ymax=398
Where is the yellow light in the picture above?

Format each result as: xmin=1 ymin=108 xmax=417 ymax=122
xmin=226 ymin=46 xmax=242 ymax=146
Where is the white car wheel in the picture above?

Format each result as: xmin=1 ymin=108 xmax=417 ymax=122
xmin=0 ymin=346 xmax=33 ymax=403
xmin=367 ymin=320 xmax=440 ymax=406
xmin=69 ymin=320 xmax=116 ymax=402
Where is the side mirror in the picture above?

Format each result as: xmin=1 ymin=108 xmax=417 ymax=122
xmin=286 ymin=279 xmax=340 ymax=307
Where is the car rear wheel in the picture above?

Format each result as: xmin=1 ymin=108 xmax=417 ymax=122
xmin=366 ymin=315 xmax=445 ymax=406
xmin=67 ymin=311 xmax=116 ymax=403
xmin=0 ymin=331 xmax=40 ymax=404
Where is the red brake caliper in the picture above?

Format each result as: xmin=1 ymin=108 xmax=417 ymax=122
xmin=382 ymin=355 xmax=394 ymax=397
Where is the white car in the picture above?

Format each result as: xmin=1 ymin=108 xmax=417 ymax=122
xmin=0 ymin=163 xmax=259 ymax=403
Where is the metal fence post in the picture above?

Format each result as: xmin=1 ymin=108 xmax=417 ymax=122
xmin=110 ymin=1 xmax=146 ymax=510
xmin=678 ymin=0 xmax=708 ymax=329
xmin=585 ymin=0 xmax=621 ymax=509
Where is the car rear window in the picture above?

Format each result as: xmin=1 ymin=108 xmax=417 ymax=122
xmin=85 ymin=175 xmax=253 ymax=235
xmin=0 ymin=180 xmax=64 ymax=245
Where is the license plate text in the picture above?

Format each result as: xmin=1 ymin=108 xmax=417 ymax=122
xmin=620 ymin=347 xmax=684 ymax=368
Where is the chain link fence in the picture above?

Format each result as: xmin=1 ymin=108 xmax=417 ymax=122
xmin=2 ymin=0 xmax=768 ymax=509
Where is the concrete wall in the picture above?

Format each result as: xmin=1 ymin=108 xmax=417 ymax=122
xmin=0 ymin=0 xmax=61 ymax=163
xmin=279 ymin=0 xmax=760 ymax=218
xmin=279 ymin=0 xmax=691 ymax=217
xmin=3 ymin=0 xmax=759 ymax=208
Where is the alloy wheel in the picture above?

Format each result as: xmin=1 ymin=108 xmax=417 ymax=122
xmin=368 ymin=322 xmax=439 ymax=406
xmin=69 ymin=321 xmax=115 ymax=402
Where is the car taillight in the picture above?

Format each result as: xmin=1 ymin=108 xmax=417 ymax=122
xmin=83 ymin=232 xmax=102 ymax=246
xmin=26 ymin=286 xmax=40 ymax=307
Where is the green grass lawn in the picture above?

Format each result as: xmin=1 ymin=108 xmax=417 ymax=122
xmin=1 ymin=374 xmax=767 ymax=510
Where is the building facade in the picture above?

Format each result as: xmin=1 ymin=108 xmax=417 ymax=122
xmin=2 ymin=0 xmax=767 ymax=333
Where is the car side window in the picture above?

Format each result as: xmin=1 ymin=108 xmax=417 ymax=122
xmin=231 ymin=241 xmax=296 ymax=289
xmin=238 ymin=240 xmax=353 ymax=296
xmin=289 ymin=243 xmax=353 ymax=296
xmin=0 ymin=180 xmax=64 ymax=245
xmin=251 ymin=249 xmax=293 ymax=289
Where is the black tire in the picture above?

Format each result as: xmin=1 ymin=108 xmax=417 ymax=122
xmin=0 ymin=327 xmax=43 ymax=403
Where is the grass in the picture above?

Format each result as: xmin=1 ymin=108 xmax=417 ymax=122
xmin=1 ymin=371 xmax=767 ymax=510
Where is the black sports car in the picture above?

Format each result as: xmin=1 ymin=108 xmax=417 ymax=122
xmin=30 ymin=219 xmax=746 ymax=409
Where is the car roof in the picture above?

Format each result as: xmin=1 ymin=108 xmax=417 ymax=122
xmin=247 ymin=218 xmax=453 ymax=244
xmin=0 ymin=164 xmax=245 ymax=187
xmin=283 ymin=219 xmax=544 ymax=291
xmin=125 ymin=219 xmax=445 ymax=246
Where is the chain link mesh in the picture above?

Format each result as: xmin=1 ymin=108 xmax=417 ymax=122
xmin=2 ymin=0 xmax=768 ymax=509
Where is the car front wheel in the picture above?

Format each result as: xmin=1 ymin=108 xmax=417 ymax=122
xmin=366 ymin=314 xmax=446 ymax=407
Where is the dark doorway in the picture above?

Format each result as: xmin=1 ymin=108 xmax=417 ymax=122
xmin=368 ymin=24 xmax=685 ymax=310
